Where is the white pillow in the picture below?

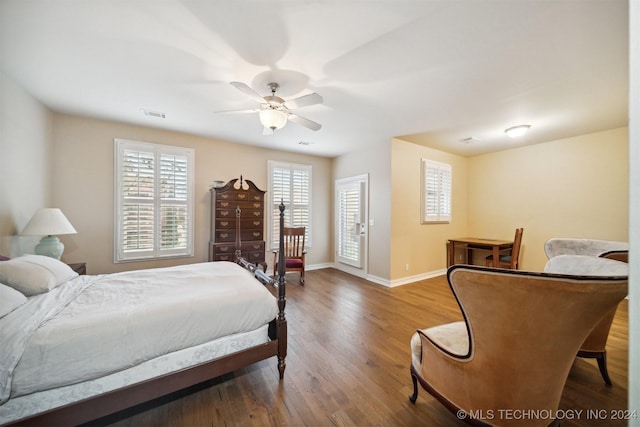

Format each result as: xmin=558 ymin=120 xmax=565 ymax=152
xmin=0 ymin=254 xmax=79 ymax=296
xmin=0 ymin=282 xmax=28 ymax=317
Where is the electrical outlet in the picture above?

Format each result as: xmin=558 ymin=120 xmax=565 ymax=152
xmin=405 ymin=263 xmax=409 ymax=271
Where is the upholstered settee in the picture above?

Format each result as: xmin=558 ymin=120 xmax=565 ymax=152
xmin=543 ymin=238 xmax=629 ymax=385
xmin=544 ymin=238 xmax=628 ymax=259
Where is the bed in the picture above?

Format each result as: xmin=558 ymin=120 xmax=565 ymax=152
xmin=0 ymin=205 xmax=287 ymax=426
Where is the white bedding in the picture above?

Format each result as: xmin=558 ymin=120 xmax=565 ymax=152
xmin=0 ymin=261 xmax=277 ymax=408
xmin=0 ymin=325 xmax=269 ymax=424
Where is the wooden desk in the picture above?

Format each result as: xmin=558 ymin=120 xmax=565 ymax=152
xmin=448 ymin=237 xmax=514 ymax=268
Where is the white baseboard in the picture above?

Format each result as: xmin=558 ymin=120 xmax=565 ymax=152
xmin=305 ymin=263 xmax=446 ymax=288
xmin=387 ymin=269 xmax=447 ymax=287
xmin=366 ymin=270 xmax=447 ymax=287
xmin=307 ymin=262 xmax=334 ymax=271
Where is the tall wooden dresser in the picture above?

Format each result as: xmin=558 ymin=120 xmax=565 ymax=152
xmin=209 ymin=177 xmax=266 ymax=264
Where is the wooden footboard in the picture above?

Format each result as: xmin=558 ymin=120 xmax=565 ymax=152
xmin=4 ymin=205 xmax=288 ymax=427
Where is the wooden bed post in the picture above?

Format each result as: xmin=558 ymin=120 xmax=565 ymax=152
xmin=277 ymin=201 xmax=287 ymax=379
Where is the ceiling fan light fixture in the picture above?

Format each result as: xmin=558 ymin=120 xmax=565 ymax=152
xmin=505 ymin=124 xmax=531 ymax=138
xmin=259 ymin=108 xmax=288 ymax=131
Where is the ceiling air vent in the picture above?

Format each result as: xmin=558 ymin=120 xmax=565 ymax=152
xmin=142 ymin=109 xmax=166 ymax=119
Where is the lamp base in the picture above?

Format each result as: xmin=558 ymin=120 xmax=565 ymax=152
xmin=34 ymin=235 xmax=64 ymax=259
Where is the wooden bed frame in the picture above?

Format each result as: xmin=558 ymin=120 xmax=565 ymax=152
xmin=5 ymin=204 xmax=288 ymax=427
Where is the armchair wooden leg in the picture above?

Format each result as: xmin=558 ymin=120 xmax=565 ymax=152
xmin=577 ymin=349 xmax=613 ymax=386
xmin=595 ymin=352 xmax=612 ymax=386
xmin=409 ymin=369 xmax=419 ymax=403
xmin=300 ymin=270 xmax=305 ymax=285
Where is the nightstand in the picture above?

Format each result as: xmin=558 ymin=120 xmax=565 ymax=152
xmin=67 ymin=262 xmax=86 ymax=275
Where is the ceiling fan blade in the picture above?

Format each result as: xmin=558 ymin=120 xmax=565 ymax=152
xmin=288 ymin=114 xmax=322 ymax=131
xmin=285 ymin=92 xmax=323 ymax=109
xmin=230 ymin=81 xmax=266 ymax=103
xmin=215 ymin=108 xmax=260 ymax=114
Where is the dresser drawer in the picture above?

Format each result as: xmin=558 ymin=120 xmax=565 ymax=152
xmin=215 ymin=229 xmax=264 ymax=242
xmin=211 ymin=252 xmax=235 ymax=262
xmin=211 ymin=251 xmax=265 ymax=263
xmin=210 ymin=241 xmax=265 ymax=263
xmin=214 ymin=218 xmax=263 ymax=231
xmin=215 ymin=207 xmax=263 ymax=221
xmin=216 ymin=200 xmax=263 ymax=210
xmin=244 ymin=250 xmax=265 ymax=264
xmin=216 ymin=191 xmax=264 ymax=203
xmin=214 ymin=241 xmax=265 ymax=255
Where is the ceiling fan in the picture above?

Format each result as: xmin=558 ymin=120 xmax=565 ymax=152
xmin=218 ymin=81 xmax=323 ymax=135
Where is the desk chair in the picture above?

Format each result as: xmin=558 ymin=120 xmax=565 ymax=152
xmin=485 ymin=227 xmax=523 ymax=269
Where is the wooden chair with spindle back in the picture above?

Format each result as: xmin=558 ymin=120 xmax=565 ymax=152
xmin=273 ymin=226 xmax=306 ymax=285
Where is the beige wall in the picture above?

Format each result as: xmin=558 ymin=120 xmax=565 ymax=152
xmin=51 ymin=114 xmax=333 ymax=274
xmin=333 ymin=140 xmax=392 ymax=282
xmin=468 ymin=127 xmax=628 ymax=271
xmin=0 ymin=71 xmax=53 ymax=257
xmin=390 ymin=138 xmax=469 ymax=282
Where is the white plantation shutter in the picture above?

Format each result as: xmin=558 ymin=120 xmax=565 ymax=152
xmin=115 ymin=139 xmax=194 ymax=261
xmin=160 ymin=154 xmax=189 ymax=250
xmin=421 ymin=159 xmax=452 ymax=223
xmin=337 ymin=180 xmax=363 ymax=267
xmin=268 ymin=161 xmax=311 ymax=250
xmin=121 ymin=150 xmax=155 ymax=252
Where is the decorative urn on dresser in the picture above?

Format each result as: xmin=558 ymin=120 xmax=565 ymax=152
xmin=209 ymin=177 xmax=266 ymax=264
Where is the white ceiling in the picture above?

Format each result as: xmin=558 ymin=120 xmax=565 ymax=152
xmin=0 ymin=0 xmax=629 ymax=158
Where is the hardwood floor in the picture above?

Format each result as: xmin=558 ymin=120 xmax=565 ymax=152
xmin=100 ymin=268 xmax=629 ymax=427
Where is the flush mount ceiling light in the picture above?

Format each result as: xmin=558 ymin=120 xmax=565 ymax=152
xmin=505 ymin=124 xmax=531 ymax=138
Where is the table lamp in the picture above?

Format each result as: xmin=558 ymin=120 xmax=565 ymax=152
xmin=22 ymin=208 xmax=77 ymax=259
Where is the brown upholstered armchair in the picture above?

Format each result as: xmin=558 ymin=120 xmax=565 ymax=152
xmin=409 ymin=265 xmax=628 ymax=427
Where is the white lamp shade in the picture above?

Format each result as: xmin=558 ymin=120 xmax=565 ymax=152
xmin=259 ymin=108 xmax=288 ymax=130
xmin=22 ymin=208 xmax=77 ymax=236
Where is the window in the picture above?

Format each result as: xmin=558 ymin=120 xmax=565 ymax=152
xmin=268 ymin=161 xmax=311 ymax=250
xmin=421 ymin=159 xmax=452 ymax=223
xmin=114 ymin=138 xmax=194 ymax=262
